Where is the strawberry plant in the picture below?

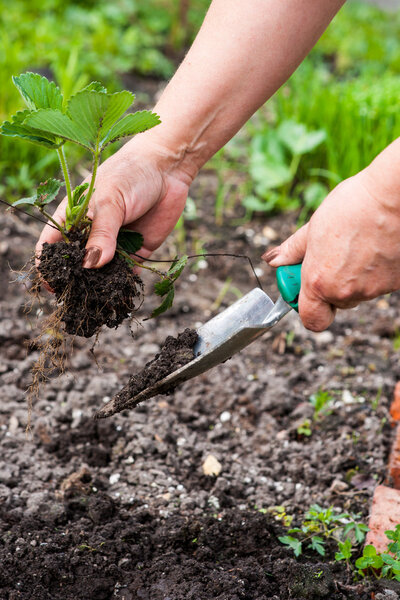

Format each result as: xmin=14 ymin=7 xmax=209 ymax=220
xmin=1 ymin=72 xmax=189 ymax=337
xmin=2 ymin=72 xmax=158 ymax=244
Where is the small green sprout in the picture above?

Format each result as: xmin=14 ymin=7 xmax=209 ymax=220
xmin=296 ymin=419 xmax=312 ymax=437
xmin=355 ymin=545 xmax=384 ymax=575
xmin=309 ymin=389 xmax=334 ymax=421
xmin=279 ymin=503 xmax=368 ymax=562
xmin=335 ymin=538 xmax=353 ymax=563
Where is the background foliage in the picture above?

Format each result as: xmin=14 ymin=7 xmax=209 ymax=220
xmin=1 ymin=0 xmax=400 ymax=220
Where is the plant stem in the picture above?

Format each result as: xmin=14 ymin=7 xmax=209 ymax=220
xmin=39 ymin=208 xmax=69 ymax=242
xmin=117 ymin=249 xmax=166 ymax=279
xmin=57 ymin=146 xmax=72 ymax=207
xmin=73 ymin=148 xmax=99 ymax=227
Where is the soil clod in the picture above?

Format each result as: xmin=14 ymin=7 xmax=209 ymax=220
xmin=37 ymin=231 xmax=143 ymax=338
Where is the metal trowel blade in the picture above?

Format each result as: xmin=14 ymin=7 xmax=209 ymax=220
xmin=95 ymin=288 xmax=290 ymax=419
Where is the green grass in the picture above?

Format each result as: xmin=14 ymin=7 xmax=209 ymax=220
xmin=0 ymin=0 xmax=210 ymax=200
xmin=2 ymin=0 xmax=399 ymax=215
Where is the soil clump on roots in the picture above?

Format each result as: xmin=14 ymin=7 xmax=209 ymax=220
xmin=111 ymin=327 xmax=198 ymax=413
xmin=37 ymin=231 xmax=143 ymax=338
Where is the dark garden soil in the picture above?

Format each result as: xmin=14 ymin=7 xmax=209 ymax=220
xmin=38 ymin=231 xmax=143 ymax=338
xmin=1 ymin=169 xmax=400 ymax=599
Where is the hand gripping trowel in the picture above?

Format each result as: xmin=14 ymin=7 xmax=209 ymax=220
xmin=95 ymin=264 xmax=302 ymax=419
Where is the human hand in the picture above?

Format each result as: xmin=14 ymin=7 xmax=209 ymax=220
xmin=263 ymin=166 xmax=400 ymax=331
xmin=36 ymin=135 xmax=191 ymax=270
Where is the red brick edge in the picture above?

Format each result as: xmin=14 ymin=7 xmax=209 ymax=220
xmin=366 ymin=384 xmax=400 ymax=551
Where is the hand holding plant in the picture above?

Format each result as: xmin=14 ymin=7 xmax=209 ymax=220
xmin=1 ymin=72 xmax=195 ymax=340
xmin=36 ymin=133 xmax=191 ymax=270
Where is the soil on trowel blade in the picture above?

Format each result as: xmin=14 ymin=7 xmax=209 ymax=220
xmin=112 ymin=327 xmax=198 ymax=413
xmin=38 ymin=231 xmax=143 ymax=338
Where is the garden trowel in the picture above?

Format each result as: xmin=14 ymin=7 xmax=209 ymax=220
xmin=95 ymin=264 xmax=302 ymax=418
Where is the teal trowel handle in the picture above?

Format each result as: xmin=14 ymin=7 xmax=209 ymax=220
xmin=276 ymin=264 xmax=302 ymax=312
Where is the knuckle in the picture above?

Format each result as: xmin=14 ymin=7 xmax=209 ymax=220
xmin=89 ymin=227 xmax=116 ymax=246
xmin=93 ymin=190 xmax=126 ymax=217
xmin=334 ymin=285 xmax=355 ymax=304
xmin=306 ymin=272 xmax=326 ymax=298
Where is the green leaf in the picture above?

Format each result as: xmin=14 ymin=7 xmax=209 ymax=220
xmin=278 ymin=536 xmax=302 ymax=557
xmin=150 ymin=287 xmax=175 ymax=318
xmin=335 ymin=538 xmax=352 ymax=561
xmin=250 ymin=152 xmax=292 ymax=192
xmin=242 ymin=195 xmax=271 ymax=213
xmin=12 ymin=195 xmax=37 ymax=207
xmin=36 ymin=178 xmax=63 ymax=205
xmin=101 ymin=110 xmax=161 ymax=147
xmin=363 ymin=545 xmax=379 ymax=558
xmin=12 ymin=178 xmax=63 ymax=208
xmin=153 ymin=255 xmax=188 ymax=298
xmin=382 ymin=564 xmax=392 ymax=577
xmin=382 ymin=554 xmax=400 ymax=569
xmin=98 ymin=91 xmax=135 ymax=138
xmin=25 ymin=89 xmax=137 ymax=151
xmin=117 ymin=230 xmax=144 ymax=254
xmin=24 ymin=109 xmax=92 ymax=150
xmin=81 ymin=82 xmax=108 ymax=94
xmin=1 ymin=110 xmax=63 ymax=149
xmin=72 ymin=183 xmax=90 ymax=207
xmin=385 ymin=525 xmax=400 ymax=542
xmin=168 ymin=255 xmax=188 ymax=279
xmin=12 ymin=72 xmax=63 ymax=111
xmin=154 ymin=278 xmax=173 ymax=297
xmin=308 ymin=537 xmax=325 ymax=556
xmin=356 ymin=545 xmax=383 ymax=570
xmin=278 ymin=120 xmax=326 ymax=156
xmin=344 ymin=522 xmax=369 ymax=544
xmin=67 ymin=89 xmax=132 ymax=145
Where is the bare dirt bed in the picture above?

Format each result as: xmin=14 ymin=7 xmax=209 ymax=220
xmin=1 ymin=177 xmax=400 ymax=599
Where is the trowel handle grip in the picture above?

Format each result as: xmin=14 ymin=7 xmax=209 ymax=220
xmin=276 ymin=264 xmax=302 ymax=312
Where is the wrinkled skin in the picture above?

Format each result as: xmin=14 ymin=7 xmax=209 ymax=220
xmin=263 ymin=157 xmax=400 ymax=331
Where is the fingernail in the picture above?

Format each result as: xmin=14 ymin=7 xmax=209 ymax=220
xmin=262 ymin=246 xmax=280 ymax=263
xmin=83 ymin=246 xmax=101 ymax=269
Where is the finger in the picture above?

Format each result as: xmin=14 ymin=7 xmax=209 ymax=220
xmin=35 ymin=198 xmax=68 ymax=260
xmin=83 ymin=194 xmax=125 ymax=268
xmin=262 ymin=224 xmax=309 ymax=267
xmin=298 ymin=273 xmax=336 ymax=331
xmin=35 ymin=199 xmax=69 ymax=292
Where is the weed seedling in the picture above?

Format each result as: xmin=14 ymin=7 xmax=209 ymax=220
xmin=279 ymin=503 xmax=368 ymax=559
xmin=309 ymin=389 xmax=334 ymax=421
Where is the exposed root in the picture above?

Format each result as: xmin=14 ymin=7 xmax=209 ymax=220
xmin=26 ymin=287 xmax=71 ymax=433
xmin=16 ymin=236 xmax=144 ymax=429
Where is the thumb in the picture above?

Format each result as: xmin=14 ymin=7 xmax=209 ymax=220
xmin=262 ymin=223 xmax=308 ymax=267
xmin=82 ymin=195 xmax=125 ymax=269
